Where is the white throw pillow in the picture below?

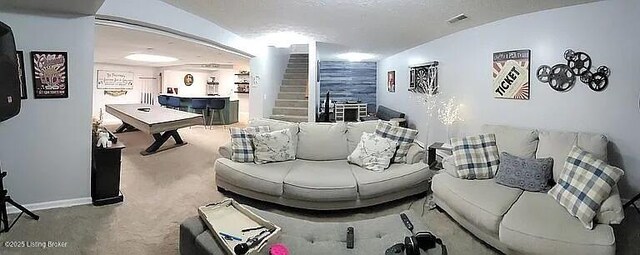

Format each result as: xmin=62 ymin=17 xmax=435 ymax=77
xmin=347 ymin=132 xmax=398 ymax=172
xmin=253 ymin=129 xmax=296 ymax=164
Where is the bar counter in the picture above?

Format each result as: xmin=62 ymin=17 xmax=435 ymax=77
xmin=161 ymin=94 xmax=239 ymax=125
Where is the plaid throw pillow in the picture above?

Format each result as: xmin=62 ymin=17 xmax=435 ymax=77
xmin=229 ymin=126 xmax=270 ymax=162
xmin=548 ymin=146 xmax=624 ymax=229
xmin=375 ymin=121 xmax=418 ymax=163
xmin=451 ymin=134 xmax=500 ymax=179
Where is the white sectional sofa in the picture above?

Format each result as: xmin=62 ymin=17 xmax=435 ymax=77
xmin=432 ymin=124 xmax=624 ymax=255
xmin=215 ymin=119 xmax=433 ymax=210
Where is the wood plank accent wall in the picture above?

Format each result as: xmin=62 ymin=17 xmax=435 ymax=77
xmin=319 ymin=61 xmax=377 ymax=113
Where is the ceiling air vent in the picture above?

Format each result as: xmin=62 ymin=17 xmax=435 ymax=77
xmin=448 ymin=14 xmax=468 ymax=24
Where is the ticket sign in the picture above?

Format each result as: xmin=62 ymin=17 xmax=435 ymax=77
xmin=492 ymin=50 xmax=530 ymax=100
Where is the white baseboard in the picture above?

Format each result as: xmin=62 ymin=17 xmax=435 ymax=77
xmin=6 ymin=197 xmax=92 ymax=215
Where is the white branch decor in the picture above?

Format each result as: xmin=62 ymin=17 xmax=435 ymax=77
xmin=438 ymin=97 xmax=463 ymax=126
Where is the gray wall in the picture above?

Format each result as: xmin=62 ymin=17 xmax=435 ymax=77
xmin=320 ymin=61 xmax=377 ymax=113
xmin=0 ymin=12 xmax=95 ymax=204
xmin=250 ymin=47 xmax=290 ymax=118
xmin=377 ymin=0 xmax=640 ymax=198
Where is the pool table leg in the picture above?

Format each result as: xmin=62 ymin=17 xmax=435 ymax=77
xmin=115 ymin=122 xmax=139 ymax=133
xmin=140 ymin=130 xmax=187 ymax=156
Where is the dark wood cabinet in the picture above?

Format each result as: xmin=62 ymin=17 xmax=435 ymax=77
xmin=91 ymin=141 xmax=125 ymax=206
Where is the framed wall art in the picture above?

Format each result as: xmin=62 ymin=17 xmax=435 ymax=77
xmin=97 ymin=70 xmax=134 ymax=90
xmin=387 ymin=71 xmax=395 ymax=92
xmin=31 ymin=51 xmax=68 ymax=99
xmin=492 ymin=49 xmax=530 ymax=100
xmin=409 ymin=61 xmax=439 ymax=94
xmin=16 ymin=51 xmax=27 ymax=99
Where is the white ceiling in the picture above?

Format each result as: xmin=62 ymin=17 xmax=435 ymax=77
xmin=94 ymin=24 xmax=250 ymax=69
xmin=0 ymin=0 xmax=105 ymax=15
xmin=160 ymin=0 xmax=599 ymax=60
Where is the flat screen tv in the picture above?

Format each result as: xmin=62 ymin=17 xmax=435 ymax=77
xmin=0 ymin=21 xmax=20 ymax=122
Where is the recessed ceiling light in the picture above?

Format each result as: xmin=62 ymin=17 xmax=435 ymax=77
xmin=125 ymin=53 xmax=178 ymax=63
xmin=337 ymin=52 xmax=375 ymax=62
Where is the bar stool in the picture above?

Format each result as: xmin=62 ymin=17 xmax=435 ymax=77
xmin=157 ymin=95 xmax=168 ymax=107
xmin=191 ymin=99 xmax=209 ymax=128
xmin=208 ymin=99 xmax=226 ymax=128
xmin=167 ymin=97 xmax=181 ymax=110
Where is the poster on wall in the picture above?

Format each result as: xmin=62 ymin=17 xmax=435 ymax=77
xmin=31 ymin=51 xmax=68 ymax=98
xmin=97 ymin=70 xmax=134 ymax=90
xmin=387 ymin=71 xmax=395 ymax=92
xmin=408 ymin=69 xmax=415 ymax=91
xmin=16 ymin=51 xmax=27 ymax=99
xmin=492 ymin=49 xmax=530 ymax=100
xmin=409 ymin=62 xmax=439 ymax=94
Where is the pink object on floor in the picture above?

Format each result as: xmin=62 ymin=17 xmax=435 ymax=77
xmin=269 ymin=243 xmax=289 ymax=255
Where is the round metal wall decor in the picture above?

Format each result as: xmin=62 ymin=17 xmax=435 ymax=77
xmin=184 ymin=74 xmax=194 ymax=86
xmin=567 ymin=52 xmax=592 ymax=76
xmin=537 ymin=49 xmax=611 ymax=92
xmin=588 ymin=72 xmax=609 ymax=91
xmin=536 ymin=65 xmax=552 ymax=83
xmin=549 ymin=64 xmax=576 ymax=92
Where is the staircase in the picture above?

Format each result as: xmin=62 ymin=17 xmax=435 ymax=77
xmin=270 ymin=54 xmax=309 ymax=122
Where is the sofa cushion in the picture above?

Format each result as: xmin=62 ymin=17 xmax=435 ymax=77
xmin=229 ymin=126 xmax=270 ymax=162
xmin=548 ymin=146 xmax=624 ymax=229
xmin=350 ymin=162 xmax=431 ymax=199
xmin=253 ymin=129 xmax=296 ymax=164
xmin=536 ymin=130 xmax=608 ymax=181
xmin=481 ymin=124 xmax=538 ymax=159
xmin=346 ymin=120 xmax=383 ymax=153
xmin=494 ymin=152 xmax=554 ymax=192
xmin=283 ymin=160 xmax=357 ymax=201
xmin=375 ymin=121 xmax=418 ymax=163
xmin=347 ymin=132 xmax=397 ymax=171
xmin=451 ymin=134 xmax=500 ymax=179
xmin=214 ymin=158 xmax=294 ymax=196
xmin=432 ymin=173 xmax=523 ymax=235
xmin=500 ymin=192 xmax=615 ymax=255
xmin=297 ymin=122 xmax=349 ymax=160
xmin=376 ymin=105 xmax=405 ymax=121
xmin=249 ymin=118 xmax=299 ymax=150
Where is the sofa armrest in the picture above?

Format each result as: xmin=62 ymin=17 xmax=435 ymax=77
xmin=442 ymin=155 xmax=458 ymax=178
xmin=405 ymin=143 xmax=425 ymax=164
xmin=596 ymin=185 xmax=624 ymax=225
xmin=218 ymin=142 xmax=232 ymax=159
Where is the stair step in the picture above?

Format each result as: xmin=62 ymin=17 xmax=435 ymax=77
xmin=284 ymin=73 xmax=307 ymax=79
xmin=270 ymin=115 xmax=308 ymax=123
xmin=289 ymin=58 xmax=308 ymax=63
xmin=278 ymin=92 xmax=306 ymax=100
xmin=283 ymin=79 xmax=308 ymax=85
xmin=273 ymin=107 xmax=308 ymax=116
xmin=280 ymin=86 xmax=307 ymax=93
xmin=287 ymin=63 xmax=308 ymax=69
xmin=276 ymin=99 xmax=308 ymax=108
xmin=285 ymin=68 xmax=308 ymax=73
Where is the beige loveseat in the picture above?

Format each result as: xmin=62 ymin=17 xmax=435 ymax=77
xmin=215 ymin=118 xmax=433 ymax=210
xmin=432 ymin=124 xmax=624 ymax=255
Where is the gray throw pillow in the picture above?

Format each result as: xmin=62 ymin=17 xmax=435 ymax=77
xmin=495 ymin=152 xmax=554 ymax=192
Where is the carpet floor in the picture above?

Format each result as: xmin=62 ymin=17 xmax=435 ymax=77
xmin=0 ymin=124 xmax=638 ymax=255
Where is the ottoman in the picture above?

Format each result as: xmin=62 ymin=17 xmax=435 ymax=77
xmin=180 ymin=207 xmax=442 ymax=255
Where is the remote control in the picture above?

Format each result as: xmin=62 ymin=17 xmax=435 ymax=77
xmin=400 ymin=213 xmax=414 ymax=231
xmin=346 ymin=227 xmax=354 ymax=249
